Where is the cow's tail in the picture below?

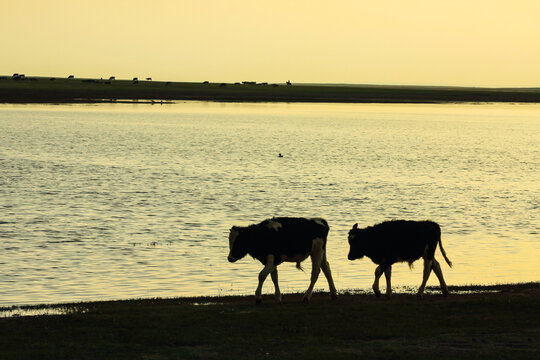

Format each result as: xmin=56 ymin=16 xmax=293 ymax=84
xmin=438 ymin=236 xmax=453 ymax=268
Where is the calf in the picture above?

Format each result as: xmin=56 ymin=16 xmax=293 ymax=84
xmin=228 ymin=217 xmax=338 ymax=304
xmin=347 ymin=220 xmax=452 ymax=298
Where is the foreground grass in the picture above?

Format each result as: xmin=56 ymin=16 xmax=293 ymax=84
xmin=0 ymin=283 xmax=538 ymax=360
xmin=1 ymin=76 xmax=540 ymax=104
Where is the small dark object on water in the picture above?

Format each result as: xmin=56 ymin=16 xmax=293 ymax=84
xmin=278 ymin=153 xmax=283 ymax=158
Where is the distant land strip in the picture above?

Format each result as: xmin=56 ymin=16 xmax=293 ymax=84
xmin=1 ymin=75 xmax=540 ymax=104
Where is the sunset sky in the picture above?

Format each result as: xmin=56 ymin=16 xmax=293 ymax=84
xmin=1 ymin=0 xmax=539 ymax=87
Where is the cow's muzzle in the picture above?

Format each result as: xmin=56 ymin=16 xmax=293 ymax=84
xmin=227 ymin=255 xmax=236 ymax=263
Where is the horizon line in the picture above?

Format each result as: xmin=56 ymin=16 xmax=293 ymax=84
xmin=3 ymin=74 xmax=539 ymax=90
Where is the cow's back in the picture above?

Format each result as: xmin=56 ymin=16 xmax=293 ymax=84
xmin=270 ymin=217 xmax=329 ymax=261
xmin=368 ymin=220 xmax=440 ymax=262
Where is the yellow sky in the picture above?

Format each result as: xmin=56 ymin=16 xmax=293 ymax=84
xmin=1 ymin=0 xmax=539 ymax=87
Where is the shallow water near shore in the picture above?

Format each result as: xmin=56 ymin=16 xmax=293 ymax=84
xmin=0 ymin=102 xmax=538 ymax=305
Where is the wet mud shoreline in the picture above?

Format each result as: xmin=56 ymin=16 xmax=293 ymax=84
xmin=1 ymin=282 xmax=538 ymax=359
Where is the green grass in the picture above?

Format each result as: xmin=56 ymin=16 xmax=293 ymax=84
xmin=1 ymin=76 xmax=539 ymax=103
xmin=1 ymin=283 xmax=538 ymax=359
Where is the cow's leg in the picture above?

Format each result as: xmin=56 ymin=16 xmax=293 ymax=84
xmin=431 ymin=258 xmax=449 ymax=296
xmin=373 ymin=263 xmax=391 ymax=298
xmin=303 ymin=247 xmax=323 ymax=303
xmin=384 ymin=266 xmax=392 ymax=298
xmin=255 ymin=255 xmax=275 ymax=305
xmin=320 ymin=252 xmax=338 ymax=300
xmin=417 ymin=258 xmax=433 ymax=298
xmin=270 ymin=268 xmax=282 ymax=304
xmin=372 ymin=266 xmax=383 ymax=297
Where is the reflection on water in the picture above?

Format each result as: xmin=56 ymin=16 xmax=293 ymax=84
xmin=192 ymin=302 xmax=220 ymax=306
xmin=0 ymin=102 xmax=538 ymax=306
xmin=0 ymin=306 xmax=89 ymax=318
xmin=343 ymin=286 xmax=502 ymax=296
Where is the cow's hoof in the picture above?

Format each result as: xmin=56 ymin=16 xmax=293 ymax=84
xmin=442 ymin=291 xmax=449 ymax=297
xmin=275 ymin=296 xmax=283 ymax=304
xmin=331 ymin=294 xmax=338 ymax=301
xmin=374 ymin=291 xmax=381 ymax=298
xmin=385 ymin=294 xmax=392 ymax=300
xmin=302 ymin=297 xmax=310 ymax=304
xmin=255 ymin=298 xmax=262 ymax=305
xmin=416 ymin=293 xmax=424 ymax=299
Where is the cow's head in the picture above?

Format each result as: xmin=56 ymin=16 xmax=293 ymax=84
xmin=347 ymin=223 xmax=366 ymax=260
xmin=228 ymin=226 xmax=248 ymax=263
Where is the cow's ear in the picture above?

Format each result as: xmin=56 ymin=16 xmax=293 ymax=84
xmin=353 ymin=223 xmax=358 ymax=230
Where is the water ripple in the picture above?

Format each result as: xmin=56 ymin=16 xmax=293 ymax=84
xmin=0 ymin=102 xmax=539 ymax=305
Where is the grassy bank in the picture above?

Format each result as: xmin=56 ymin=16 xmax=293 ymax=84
xmin=1 ymin=76 xmax=540 ymax=104
xmin=0 ymin=283 xmax=538 ymax=359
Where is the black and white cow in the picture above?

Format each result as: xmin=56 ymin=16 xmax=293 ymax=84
xmin=228 ymin=217 xmax=338 ymax=304
xmin=347 ymin=220 xmax=452 ymax=298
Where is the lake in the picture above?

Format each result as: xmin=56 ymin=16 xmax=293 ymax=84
xmin=0 ymin=102 xmax=538 ymax=306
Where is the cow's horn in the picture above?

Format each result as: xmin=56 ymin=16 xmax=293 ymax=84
xmin=353 ymin=223 xmax=358 ymax=230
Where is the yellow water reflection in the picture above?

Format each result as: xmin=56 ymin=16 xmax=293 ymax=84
xmin=0 ymin=102 xmax=538 ymax=304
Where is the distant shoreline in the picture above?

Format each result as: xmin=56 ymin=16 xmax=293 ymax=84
xmin=2 ymin=76 xmax=539 ymax=104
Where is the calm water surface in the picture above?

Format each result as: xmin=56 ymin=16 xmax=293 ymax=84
xmin=0 ymin=102 xmax=538 ymax=305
